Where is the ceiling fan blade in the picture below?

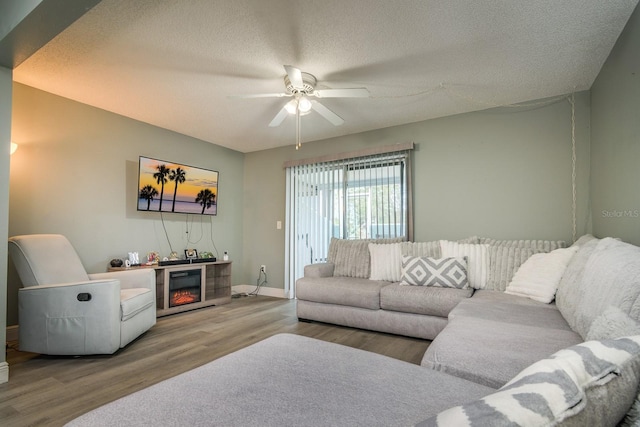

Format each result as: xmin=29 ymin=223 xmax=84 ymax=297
xmin=229 ymin=92 xmax=289 ymax=99
xmin=268 ymin=106 xmax=289 ymax=127
xmin=313 ymin=88 xmax=370 ymax=98
xmin=284 ymin=65 xmax=304 ymax=89
xmin=311 ymin=101 xmax=344 ymax=126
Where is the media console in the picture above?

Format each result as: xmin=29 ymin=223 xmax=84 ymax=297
xmin=108 ymin=260 xmax=232 ymax=317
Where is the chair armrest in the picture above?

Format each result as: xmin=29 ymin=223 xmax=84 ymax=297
xmin=19 ymin=279 xmax=121 ymax=312
xmin=89 ymin=268 xmax=155 ymax=291
xmin=304 ymin=263 xmax=335 ymax=278
xmin=18 ymin=280 xmax=121 ymax=354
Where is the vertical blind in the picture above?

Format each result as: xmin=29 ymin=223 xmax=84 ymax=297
xmin=284 ymin=145 xmax=413 ymax=297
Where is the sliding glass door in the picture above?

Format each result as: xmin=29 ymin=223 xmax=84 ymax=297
xmin=284 ymin=147 xmax=412 ymax=297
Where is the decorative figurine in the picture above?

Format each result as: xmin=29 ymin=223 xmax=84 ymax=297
xmin=147 ymin=251 xmax=160 ymax=264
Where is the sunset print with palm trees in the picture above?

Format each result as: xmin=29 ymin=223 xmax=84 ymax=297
xmin=137 ymin=156 xmax=218 ymax=215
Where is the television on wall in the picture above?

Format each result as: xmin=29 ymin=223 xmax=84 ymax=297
xmin=137 ymin=156 xmax=219 ymax=216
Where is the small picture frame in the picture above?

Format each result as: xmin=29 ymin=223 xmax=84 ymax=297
xmin=184 ymin=249 xmax=198 ymax=259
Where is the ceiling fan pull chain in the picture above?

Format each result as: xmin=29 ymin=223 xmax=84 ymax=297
xmin=296 ymin=106 xmax=302 ymax=150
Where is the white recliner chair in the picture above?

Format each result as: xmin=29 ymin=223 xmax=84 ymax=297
xmin=8 ymin=234 xmax=156 ymax=355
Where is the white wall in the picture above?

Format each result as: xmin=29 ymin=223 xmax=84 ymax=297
xmin=8 ymin=83 xmax=245 ymax=325
xmin=243 ymin=92 xmax=592 ymax=291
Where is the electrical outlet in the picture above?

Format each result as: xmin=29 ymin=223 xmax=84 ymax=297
xmin=260 ymin=265 xmax=266 ymax=273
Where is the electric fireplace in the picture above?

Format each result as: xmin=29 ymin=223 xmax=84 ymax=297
xmin=166 ymin=267 xmax=203 ymax=308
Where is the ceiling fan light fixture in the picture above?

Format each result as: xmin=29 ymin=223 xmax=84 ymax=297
xmin=251 ymin=66 xmax=365 ymax=139
xmin=298 ymin=97 xmax=312 ymax=113
xmin=284 ymin=97 xmax=312 ymax=116
xmin=284 ymin=99 xmax=298 ymax=115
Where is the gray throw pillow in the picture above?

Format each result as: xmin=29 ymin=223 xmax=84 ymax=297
xmin=400 ymin=256 xmax=468 ymax=289
xmin=327 ymin=237 xmax=404 ymax=278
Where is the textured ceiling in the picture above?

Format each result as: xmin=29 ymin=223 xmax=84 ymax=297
xmin=12 ymin=0 xmax=639 ymax=153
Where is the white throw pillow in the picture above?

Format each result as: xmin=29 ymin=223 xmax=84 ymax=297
xmin=368 ymin=243 xmax=402 ymax=282
xmin=440 ymin=241 xmax=489 ymax=289
xmin=505 ymin=246 xmax=579 ymax=303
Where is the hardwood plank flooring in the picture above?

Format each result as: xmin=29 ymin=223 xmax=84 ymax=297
xmin=0 ymin=296 xmax=430 ymax=427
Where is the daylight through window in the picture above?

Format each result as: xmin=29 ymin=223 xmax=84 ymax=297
xmin=284 ymin=144 xmax=413 ymax=296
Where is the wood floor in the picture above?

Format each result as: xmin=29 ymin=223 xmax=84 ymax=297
xmin=0 ymin=296 xmax=430 ymax=427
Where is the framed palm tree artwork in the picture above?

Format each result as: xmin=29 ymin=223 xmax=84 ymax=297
xmin=137 ymin=156 xmax=219 ymax=215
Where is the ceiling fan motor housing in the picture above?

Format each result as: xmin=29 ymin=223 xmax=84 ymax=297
xmin=284 ymin=72 xmax=317 ymax=95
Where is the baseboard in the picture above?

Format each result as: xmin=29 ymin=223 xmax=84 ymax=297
xmin=6 ymin=325 xmax=18 ymax=342
xmin=0 ymin=362 xmax=8 ymax=384
xmin=232 ymin=285 xmax=290 ymax=299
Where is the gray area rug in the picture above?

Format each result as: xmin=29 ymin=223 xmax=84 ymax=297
xmin=66 ymin=334 xmax=494 ymax=426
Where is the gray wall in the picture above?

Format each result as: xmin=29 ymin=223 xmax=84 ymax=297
xmin=244 ymin=93 xmax=592 ymax=291
xmin=7 ymin=83 xmax=245 ymax=325
xmin=0 ymin=65 xmax=12 ymax=379
xmin=590 ymin=4 xmax=640 ymax=246
xmin=6 ymin=87 xmax=594 ymax=324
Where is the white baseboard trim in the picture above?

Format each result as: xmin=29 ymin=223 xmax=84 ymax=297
xmin=0 ymin=362 xmax=8 ymax=384
xmin=6 ymin=325 xmax=18 ymax=342
xmin=232 ymin=285 xmax=291 ymax=299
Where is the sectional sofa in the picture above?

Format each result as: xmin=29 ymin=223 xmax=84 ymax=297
xmin=67 ymin=235 xmax=640 ymax=426
xmin=296 ymin=236 xmax=567 ymax=340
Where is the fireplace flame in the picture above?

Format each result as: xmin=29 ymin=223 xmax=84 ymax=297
xmin=171 ymin=289 xmax=200 ymax=306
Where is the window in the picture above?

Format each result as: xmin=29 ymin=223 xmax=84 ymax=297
xmin=284 ymin=144 xmax=413 ymax=297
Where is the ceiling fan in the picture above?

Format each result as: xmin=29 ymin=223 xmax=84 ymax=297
xmin=233 ymin=65 xmax=370 ymax=127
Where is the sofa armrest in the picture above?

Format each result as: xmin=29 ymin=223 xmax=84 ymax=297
xmin=304 ymin=263 xmax=335 ymax=278
xmin=18 ymin=279 xmax=121 ymax=354
xmin=89 ymin=268 xmax=155 ymax=292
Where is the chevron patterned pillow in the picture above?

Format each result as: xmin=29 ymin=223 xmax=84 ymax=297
xmin=400 ymin=256 xmax=469 ymax=289
xmin=418 ymin=335 xmax=640 ymax=427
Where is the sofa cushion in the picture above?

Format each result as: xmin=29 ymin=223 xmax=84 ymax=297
xmin=478 ymin=237 xmax=567 ymax=251
xmin=368 ymin=242 xmax=403 ymax=282
xmin=297 ymin=300 xmax=449 ymax=340
xmin=380 ymin=283 xmax=473 ymax=317
xmin=625 ymin=395 xmax=640 ymax=427
xmin=440 ymin=241 xmax=489 ymax=289
xmin=559 ymin=238 xmax=640 ymax=340
xmin=327 ymin=237 xmax=404 ymax=279
xmin=422 ymin=316 xmax=583 ymax=389
xmin=419 ymin=336 xmax=640 ymax=427
xmin=449 ymin=295 xmax=574 ymax=331
xmin=329 ymin=238 xmax=371 ymax=278
xmin=572 ymin=233 xmax=597 ymax=246
xmin=399 ymin=256 xmax=469 ymax=289
xmin=504 ymin=246 xmax=579 ymax=303
xmin=486 ymin=245 xmax=537 ymax=291
xmin=400 ymin=241 xmax=441 ymax=258
xmin=470 ymin=289 xmax=556 ymax=306
xmin=555 ymin=237 xmax=600 ymax=327
xmin=295 ymin=276 xmax=386 ymax=310
xmin=586 ymin=306 xmax=640 ymax=341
